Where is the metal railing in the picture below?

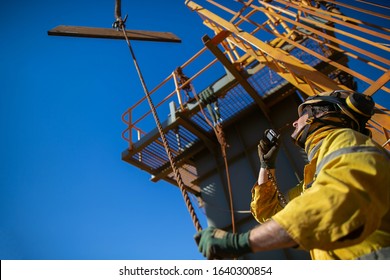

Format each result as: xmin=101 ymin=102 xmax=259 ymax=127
xmin=122 ymin=0 xmax=390 ymax=152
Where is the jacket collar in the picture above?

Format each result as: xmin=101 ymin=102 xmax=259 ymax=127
xmin=305 ymin=126 xmax=336 ymax=161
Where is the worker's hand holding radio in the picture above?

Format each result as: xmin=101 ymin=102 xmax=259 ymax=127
xmin=258 ymin=129 xmax=280 ymax=169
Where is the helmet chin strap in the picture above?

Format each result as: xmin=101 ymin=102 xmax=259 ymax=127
xmin=293 ymin=112 xmax=357 ymax=149
xmin=292 ymin=91 xmax=374 ymax=150
xmin=292 ymin=106 xmax=316 ymax=148
xmin=293 ymin=117 xmax=314 ymax=148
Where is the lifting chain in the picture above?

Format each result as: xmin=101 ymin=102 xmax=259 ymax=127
xmin=175 ymin=66 xmax=236 ymax=234
xmin=267 ymin=170 xmax=288 ymax=207
xmin=115 ymin=10 xmax=202 ymax=232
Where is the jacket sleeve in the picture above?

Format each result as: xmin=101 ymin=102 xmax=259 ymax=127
xmin=272 ymin=131 xmax=390 ymax=250
xmin=250 ymin=180 xmax=303 ymax=224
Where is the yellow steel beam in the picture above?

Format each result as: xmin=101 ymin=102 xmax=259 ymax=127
xmin=202 ymin=34 xmax=270 ymax=116
xmin=364 ymin=70 xmax=390 ymax=96
xmin=186 ymin=1 xmax=347 ymax=96
xmin=251 ymin=4 xmax=390 ymax=94
xmin=327 ymin=0 xmax=390 ymax=22
xmin=267 ymin=1 xmax=390 ymax=57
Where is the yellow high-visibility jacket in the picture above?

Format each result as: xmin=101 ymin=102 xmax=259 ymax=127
xmin=250 ymin=128 xmax=390 ymax=259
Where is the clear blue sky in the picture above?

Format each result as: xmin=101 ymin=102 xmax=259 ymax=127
xmin=0 ymin=0 xmax=389 ymax=260
xmin=0 ymin=0 xmax=212 ymax=260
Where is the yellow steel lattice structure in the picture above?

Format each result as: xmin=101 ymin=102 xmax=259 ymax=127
xmin=122 ymin=0 xmax=390 ymax=192
xmin=185 ymin=0 xmax=390 ymax=144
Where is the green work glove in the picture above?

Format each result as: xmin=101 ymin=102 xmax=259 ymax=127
xmin=258 ymin=129 xmax=280 ymax=169
xmin=194 ymin=227 xmax=252 ymax=260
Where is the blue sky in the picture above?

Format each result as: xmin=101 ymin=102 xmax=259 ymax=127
xmin=1 ymin=0 xmax=389 ymax=260
xmin=0 ymin=0 xmax=213 ymax=260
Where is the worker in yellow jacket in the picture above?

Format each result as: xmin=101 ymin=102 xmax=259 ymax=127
xmin=195 ymin=90 xmax=390 ymax=260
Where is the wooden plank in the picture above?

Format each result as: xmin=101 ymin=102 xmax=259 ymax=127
xmin=48 ymin=25 xmax=181 ymax=43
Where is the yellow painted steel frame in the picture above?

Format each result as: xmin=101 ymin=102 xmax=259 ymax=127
xmin=185 ymin=0 xmax=390 ymax=149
